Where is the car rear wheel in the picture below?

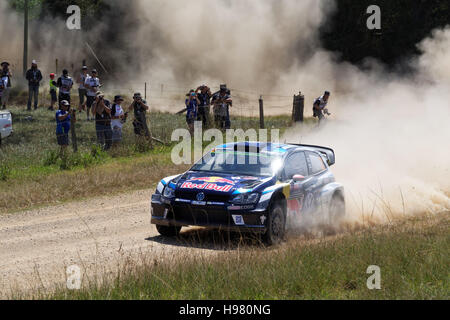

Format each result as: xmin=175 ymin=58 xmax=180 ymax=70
xmin=156 ymin=225 xmax=182 ymax=237
xmin=328 ymin=194 xmax=345 ymax=225
xmin=262 ymin=202 xmax=286 ymax=246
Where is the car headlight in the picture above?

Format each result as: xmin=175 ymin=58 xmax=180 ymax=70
xmin=162 ymin=186 xmax=176 ymax=199
xmin=231 ymin=193 xmax=260 ymax=205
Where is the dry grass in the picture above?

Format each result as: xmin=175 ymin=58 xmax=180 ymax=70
xmin=0 ymin=153 xmax=189 ymax=214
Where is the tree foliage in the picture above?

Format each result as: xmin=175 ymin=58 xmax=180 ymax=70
xmin=320 ymin=0 xmax=450 ymax=68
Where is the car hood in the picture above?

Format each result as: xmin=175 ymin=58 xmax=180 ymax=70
xmin=173 ymin=171 xmax=273 ymax=196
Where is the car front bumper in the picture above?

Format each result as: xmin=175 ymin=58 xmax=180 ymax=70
xmin=151 ymin=194 xmax=268 ymax=234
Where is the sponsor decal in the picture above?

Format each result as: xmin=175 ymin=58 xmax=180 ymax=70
xmin=260 ymin=215 xmax=267 ymax=225
xmin=181 ymin=182 xmax=233 ymax=193
xmin=232 ymin=215 xmax=245 ymax=226
xmin=191 ymin=177 xmax=235 ymax=185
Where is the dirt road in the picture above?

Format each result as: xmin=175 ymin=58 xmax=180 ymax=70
xmin=0 ymin=189 xmax=217 ymax=298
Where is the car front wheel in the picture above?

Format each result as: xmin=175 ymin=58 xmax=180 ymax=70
xmin=262 ymin=202 xmax=286 ymax=245
xmin=156 ymin=225 xmax=182 ymax=237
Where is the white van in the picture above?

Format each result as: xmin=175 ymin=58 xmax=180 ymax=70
xmin=0 ymin=110 xmax=13 ymax=145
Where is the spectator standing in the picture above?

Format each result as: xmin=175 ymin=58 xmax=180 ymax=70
xmin=129 ymin=93 xmax=150 ymax=139
xmin=48 ymin=73 xmax=58 ymax=111
xmin=57 ymin=69 xmax=74 ymax=106
xmin=313 ymin=91 xmax=331 ymax=125
xmin=91 ymin=91 xmax=112 ymax=150
xmin=84 ymin=69 xmax=101 ymax=121
xmin=185 ymin=90 xmax=199 ymax=134
xmin=1 ymin=62 xmax=12 ymax=110
xmin=211 ymin=84 xmax=232 ymax=130
xmin=196 ymin=85 xmax=212 ymax=127
xmin=111 ymin=95 xmax=126 ymax=146
xmin=77 ymin=66 xmax=89 ymax=111
xmin=25 ymin=60 xmax=43 ymax=111
xmin=56 ymin=100 xmax=72 ymax=156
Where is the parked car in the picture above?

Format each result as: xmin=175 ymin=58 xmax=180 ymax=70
xmin=151 ymin=142 xmax=345 ymax=245
xmin=0 ymin=110 xmax=13 ymax=145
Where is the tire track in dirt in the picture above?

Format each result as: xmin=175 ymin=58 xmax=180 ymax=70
xmin=0 ymin=189 xmax=215 ymax=298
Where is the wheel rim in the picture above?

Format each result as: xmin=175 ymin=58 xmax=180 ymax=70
xmin=271 ymin=207 xmax=284 ymax=238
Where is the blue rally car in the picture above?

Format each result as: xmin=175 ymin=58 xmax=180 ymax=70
xmin=151 ymin=142 xmax=345 ymax=245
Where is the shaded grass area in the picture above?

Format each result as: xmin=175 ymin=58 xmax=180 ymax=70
xmin=47 ymin=213 xmax=449 ymax=300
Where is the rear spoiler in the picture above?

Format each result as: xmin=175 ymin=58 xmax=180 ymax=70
xmin=290 ymin=144 xmax=336 ymax=166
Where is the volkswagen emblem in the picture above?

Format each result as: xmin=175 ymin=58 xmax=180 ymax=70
xmin=196 ymin=193 xmax=205 ymax=201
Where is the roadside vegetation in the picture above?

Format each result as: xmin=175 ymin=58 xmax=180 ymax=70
xmin=44 ymin=213 xmax=449 ymax=300
xmin=0 ymin=104 xmax=297 ymax=213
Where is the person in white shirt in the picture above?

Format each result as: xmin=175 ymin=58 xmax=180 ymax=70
xmin=57 ymin=69 xmax=74 ymax=106
xmin=77 ymin=66 xmax=89 ymax=112
xmin=313 ymin=91 xmax=331 ymax=124
xmin=84 ymin=69 xmax=100 ymax=121
xmin=111 ymin=95 xmax=126 ymax=145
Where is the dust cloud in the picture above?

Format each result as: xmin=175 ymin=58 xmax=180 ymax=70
xmin=284 ymin=27 xmax=450 ymax=224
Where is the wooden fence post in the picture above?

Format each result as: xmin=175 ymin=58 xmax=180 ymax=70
xmin=292 ymin=91 xmax=305 ymax=123
xmin=259 ymin=95 xmax=265 ymax=129
xmin=71 ymin=111 xmax=78 ymax=152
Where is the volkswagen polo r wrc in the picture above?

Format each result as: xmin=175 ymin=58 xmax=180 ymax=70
xmin=151 ymin=142 xmax=345 ymax=245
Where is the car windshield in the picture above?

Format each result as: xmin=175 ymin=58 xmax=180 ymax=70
xmin=191 ymin=150 xmax=283 ymax=177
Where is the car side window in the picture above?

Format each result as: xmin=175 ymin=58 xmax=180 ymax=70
xmin=308 ymin=152 xmax=326 ymax=175
xmin=284 ymin=152 xmax=308 ymax=180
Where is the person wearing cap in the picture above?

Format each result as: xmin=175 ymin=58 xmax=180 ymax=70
xmin=129 ymin=92 xmax=151 ymax=139
xmin=55 ymin=100 xmax=72 ymax=156
xmin=1 ymin=62 xmax=12 ymax=110
xmin=77 ymin=66 xmax=89 ymax=112
xmin=196 ymin=85 xmax=212 ymax=127
xmin=313 ymin=91 xmax=331 ymax=124
xmin=48 ymin=73 xmax=58 ymax=111
xmin=25 ymin=60 xmax=43 ymax=111
xmin=91 ymin=91 xmax=113 ymax=150
xmin=84 ymin=69 xmax=101 ymax=121
xmin=57 ymin=69 xmax=74 ymax=106
xmin=211 ymin=84 xmax=232 ymax=129
xmin=111 ymin=95 xmax=126 ymax=145
xmin=185 ymin=90 xmax=200 ymax=134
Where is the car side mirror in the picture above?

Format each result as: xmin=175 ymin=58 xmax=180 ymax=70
xmin=292 ymin=175 xmax=306 ymax=182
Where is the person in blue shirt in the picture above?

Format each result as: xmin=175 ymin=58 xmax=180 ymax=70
xmin=185 ymin=90 xmax=200 ymax=134
xmin=56 ymin=100 xmax=71 ymax=155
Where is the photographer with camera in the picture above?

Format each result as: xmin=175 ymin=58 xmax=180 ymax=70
xmin=84 ymin=69 xmax=101 ymax=121
xmin=211 ymin=84 xmax=232 ymax=130
xmin=196 ymin=85 xmax=212 ymax=128
xmin=186 ymin=90 xmax=200 ymax=134
xmin=55 ymin=100 xmax=73 ymax=157
xmin=91 ymin=91 xmax=113 ymax=151
xmin=313 ymin=91 xmax=331 ymax=125
xmin=111 ymin=95 xmax=127 ymax=146
xmin=129 ymin=92 xmax=150 ymax=139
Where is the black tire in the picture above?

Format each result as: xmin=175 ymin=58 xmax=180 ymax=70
xmin=328 ymin=194 xmax=346 ymax=225
xmin=262 ymin=202 xmax=286 ymax=245
xmin=156 ymin=225 xmax=182 ymax=237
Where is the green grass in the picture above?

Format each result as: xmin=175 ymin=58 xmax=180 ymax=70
xmin=45 ymin=213 xmax=449 ymax=300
